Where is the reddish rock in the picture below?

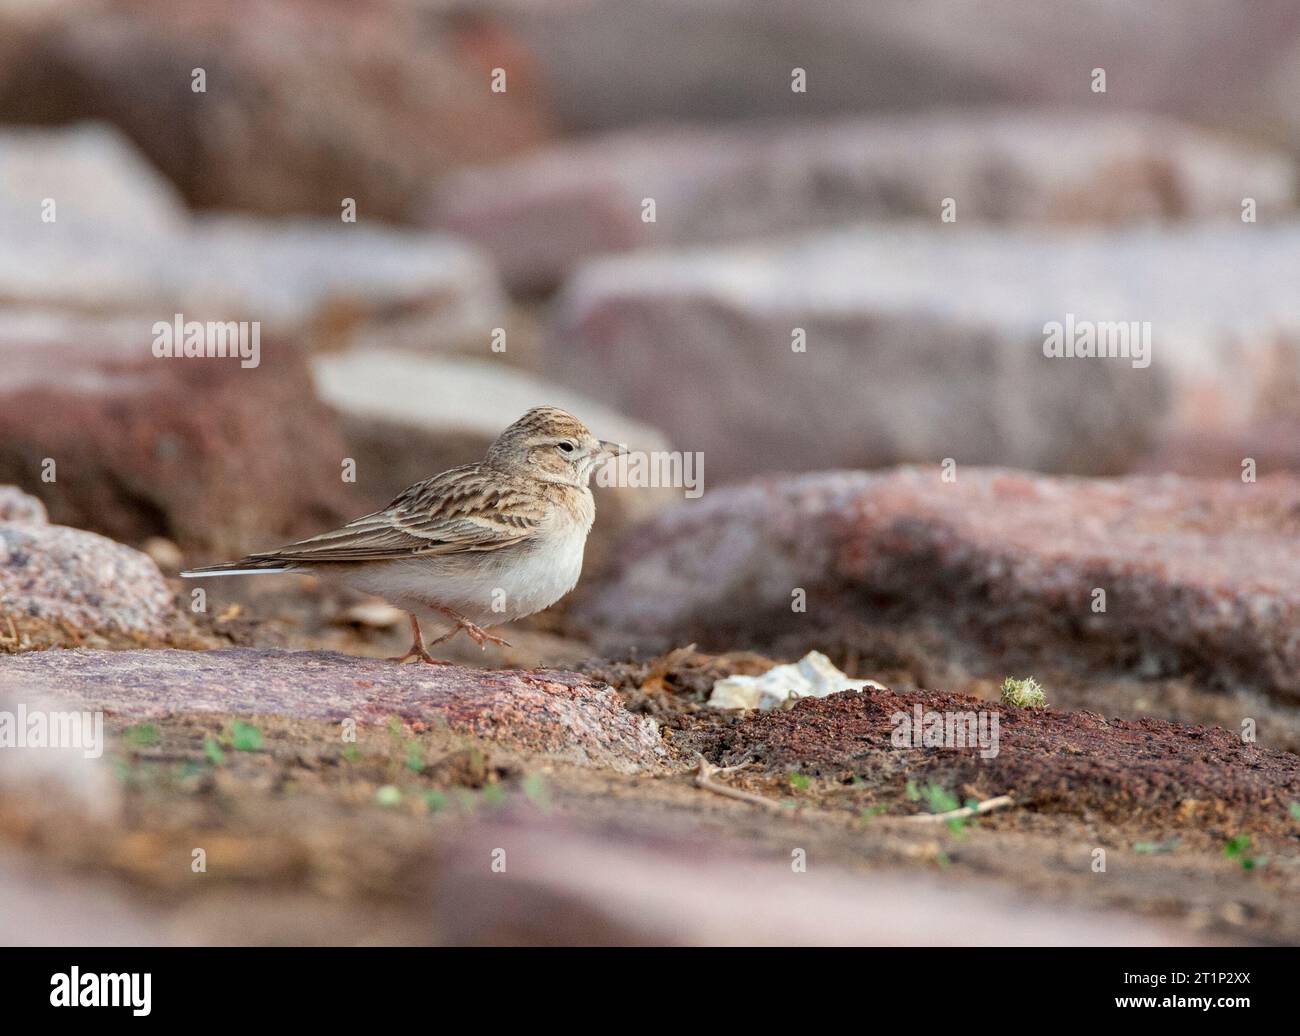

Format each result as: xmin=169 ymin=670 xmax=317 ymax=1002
xmin=0 ymin=312 xmax=354 ymax=555
xmin=0 ymin=522 xmax=173 ymax=637
xmin=581 ymin=469 xmax=1300 ymax=701
xmin=1 ymin=0 xmax=550 ymax=221
xmin=0 ymin=649 xmax=666 ymax=773
xmin=429 ymin=110 xmax=1293 ymax=292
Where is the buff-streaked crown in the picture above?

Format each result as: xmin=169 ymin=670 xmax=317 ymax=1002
xmin=484 ymin=406 xmax=622 ymax=487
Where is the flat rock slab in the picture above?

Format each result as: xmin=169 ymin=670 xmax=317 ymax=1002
xmin=704 ymin=687 xmax=1300 ymax=832
xmin=548 ymin=223 xmax=1300 ymax=479
xmin=582 ymin=468 xmax=1300 ymax=700
xmin=0 ymin=649 xmax=665 ymax=773
xmin=433 ymin=819 xmax=1198 ymax=946
xmin=0 ymin=125 xmax=506 ymax=355
xmin=430 ymin=109 xmax=1292 ymax=291
xmin=496 ymin=3 xmax=1300 ymax=157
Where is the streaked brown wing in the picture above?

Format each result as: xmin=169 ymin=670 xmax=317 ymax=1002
xmin=244 ymin=466 xmax=545 ymax=564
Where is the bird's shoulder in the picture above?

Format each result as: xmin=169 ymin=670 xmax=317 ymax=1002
xmin=387 ymin=464 xmax=552 ymax=528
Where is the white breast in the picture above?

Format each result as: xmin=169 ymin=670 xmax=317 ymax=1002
xmin=343 ymin=493 xmax=593 ymax=628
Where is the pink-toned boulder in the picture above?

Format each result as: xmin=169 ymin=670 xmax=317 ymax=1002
xmin=0 ymin=522 xmax=173 ymax=639
xmin=430 ymin=109 xmax=1293 ymax=292
xmin=580 ymin=468 xmax=1300 ymax=701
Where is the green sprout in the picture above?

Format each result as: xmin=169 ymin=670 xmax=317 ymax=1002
xmin=123 ymin=724 xmax=160 ymax=748
xmin=1223 ymin=835 xmax=1257 ymax=871
xmin=422 ymin=789 xmax=448 ymax=813
xmin=1288 ymin=802 xmax=1300 ymax=822
xmin=405 ymin=742 xmax=426 ymax=774
xmin=904 ymin=782 xmax=971 ymax=834
xmin=375 ymin=785 xmax=402 ymax=807
xmin=229 ymin=720 xmax=263 ymax=751
xmin=788 ymin=771 xmax=812 ymax=791
xmin=1001 ymin=676 xmax=1048 ymax=709
xmin=202 ymin=737 xmax=225 ymax=766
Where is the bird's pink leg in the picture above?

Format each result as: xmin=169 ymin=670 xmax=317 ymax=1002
xmin=429 ymin=606 xmax=512 ymax=649
xmin=389 ymin=613 xmax=450 ymax=665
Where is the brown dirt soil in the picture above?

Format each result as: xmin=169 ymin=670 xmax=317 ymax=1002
xmin=4 ymin=623 xmax=1300 ymax=943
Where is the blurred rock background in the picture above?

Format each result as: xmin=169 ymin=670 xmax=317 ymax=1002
xmin=0 ymin=0 xmax=1295 ymax=554
xmin=2 ymin=0 xmax=1299 ymax=948
xmin=1 ymin=1 xmax=1297 ymax=560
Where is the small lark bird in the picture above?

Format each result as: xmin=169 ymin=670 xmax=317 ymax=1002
xmin=183 ymin=407 xmax=623 ymax=664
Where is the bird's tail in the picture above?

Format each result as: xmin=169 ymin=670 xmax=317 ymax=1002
xmin=180 ymin=557 xmax=295 ymax=578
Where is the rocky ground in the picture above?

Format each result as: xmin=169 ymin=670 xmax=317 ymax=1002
xmin=2 ymin=477 xmax=1297 ymax=945
xmin=1 ymin=2 xmax=1298 ymax=946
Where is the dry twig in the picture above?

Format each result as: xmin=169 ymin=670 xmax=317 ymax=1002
xmin=903 ymin=794 xmax=1015 ymax=824
xmin=693 ymin=754 xmax=783 ymax=811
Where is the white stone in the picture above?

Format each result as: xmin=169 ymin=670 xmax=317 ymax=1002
xmin=708 ymin=651 xmax=886 ymax=711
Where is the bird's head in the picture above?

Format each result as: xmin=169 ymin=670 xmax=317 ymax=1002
xmin=485 ymin=406 xmax=624 ymax=487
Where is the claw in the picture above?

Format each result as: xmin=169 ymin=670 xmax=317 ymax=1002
xmin=431 ymin=607 xmax=511 ymax=651
xmin=388 ymin=614 xmax=450 ymax=665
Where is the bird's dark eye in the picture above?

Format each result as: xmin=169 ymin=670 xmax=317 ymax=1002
xmin=557 ymin=441 xmax=575 ymax=453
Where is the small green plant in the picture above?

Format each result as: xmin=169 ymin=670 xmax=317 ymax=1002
xmin=904 ymin=782 xmax=972 ymax=834
xmin=405 ymin=742 xmax=426 ymax=774
xmin=480 ymin=783 xmax=507 ymax=806
xmin=124 ymin=723 xmax=160 ymax=748
xmin=522 ymin=773 xmax=550 ymax=809
xmin=1289 ymin=801 xmax=1300 ymax=822
xmin=788 ymin=771 xmax=812 ymax=791
xmin=374 ymin=785 xmax=402 ymax=807
xmin=203 ymin=737 xmax=225 ymax=766
xmin=422 ymin=789 xmax=447 ymax=813
xmin=1001 ymin=676 xmax=1048 ymax=709
xmin=1223 ymin=835 xmax=1257 ymax=871
xmin=342 ymin=745 xmax=360 ymax=763
xmin=920 ymin=783 xmax=960 ymax=814
xmin=229 ymin=720 xmax=263 ymax=751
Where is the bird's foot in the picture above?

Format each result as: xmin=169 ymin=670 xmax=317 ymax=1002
xmin=459 ymin=621 xmax=512 ymax=649
xmin=388 ymin=646 xmax=450 ymax=666
xmin=430 ymin=607 xmax=512 ymax=650
xmin=389 ymin=613 xmax=451 ymax=665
